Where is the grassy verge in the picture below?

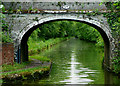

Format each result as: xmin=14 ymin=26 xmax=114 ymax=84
xmin=1 ymin=57 xmax=51 ymax=76
xmin=1 ymin=61 xmax=31 ymax=72
xmin=28 ymin=37 xmax=68 ymax=55
xmin=1 ymin=59 xmax=51 ymax=83
xmin=29 ymin=55 xmax=50 ymax=62
xmin=1 ymin=65 xmax=51 ymax=83
xmin=1 ymin=65 xmax=50 ymax=76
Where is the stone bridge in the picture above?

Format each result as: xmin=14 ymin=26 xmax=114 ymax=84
xmin=2 ymin=1 xmax=118 ymax=70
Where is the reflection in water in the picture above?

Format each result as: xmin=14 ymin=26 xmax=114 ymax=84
xmin=60 ymin=51 xmax=94 ymax=84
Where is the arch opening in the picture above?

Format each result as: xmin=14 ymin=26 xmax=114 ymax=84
xmin=19 ymin=18 xmax=111 ymax=69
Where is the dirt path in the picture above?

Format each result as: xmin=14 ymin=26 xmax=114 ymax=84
xmin=25 ymin=59 xmax=51 ymax=68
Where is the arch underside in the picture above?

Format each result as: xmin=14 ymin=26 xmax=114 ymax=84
xmin=18 ymin=15 xmax=113 ymax=70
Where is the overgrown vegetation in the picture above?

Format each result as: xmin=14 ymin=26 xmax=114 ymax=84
xmin=1 ymin=65 xmax=50 ymax=76
xmin=28 ymin=36 xmax=68 ymax=55
xmin=0 ymin=5 xmax=13 ymax=43
xmin=103 ymin=2 xmax=120 ymax=74
xmin=1 ymin=61 xmax=31 ymax=72
xmin=28 ymin=21 xmax=104 ymax=52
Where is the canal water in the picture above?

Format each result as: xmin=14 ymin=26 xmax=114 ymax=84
xmin=29 ymin=38 xmax=120 ymax=85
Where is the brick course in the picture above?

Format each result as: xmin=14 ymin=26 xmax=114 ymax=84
xmin=0 ymin=43 xmax=14 ymax=65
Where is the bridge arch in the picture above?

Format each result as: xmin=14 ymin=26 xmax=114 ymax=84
xmin=17 ymin=15 xmax=114 ymax=69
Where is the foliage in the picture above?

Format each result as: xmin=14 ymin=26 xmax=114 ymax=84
xmin=113 ymin=57 xmax=120 ymax=74
xmin=28 ymin=21 xmax=103 ymax=55
xmin=104 ymin=2 xmax=120 ymax=74
xmin=28 ymin=21 xmax=103 ymax=54
xmin=0 ymin=5 xmax=13 ymax=43
xmin=74 ymin=22 xmax=100 ymax=42
xmin=95 ymin=35 xmax=104 ymax=48
xmin=36 ymin=21 xmax=102 ymax=43
xmin=28 ymin=35 xmax=67 ymax=55
xmin=1 ymin=32 xmax=13 ymax=43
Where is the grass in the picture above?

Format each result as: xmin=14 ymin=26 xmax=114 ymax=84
xmin=1 ymin=61 xmax=31 ymax=72
xmin=28 ymin=37 xmax=67 ymax=55
xmin=1 ymin=55 xmax=51 ymax=75
xmin=1 ymin=56 xmax=51 ymax=76
xmin=29 ymin=55 xmax=50 ymax=62
xmin=1 ymin=65 xmax=50 ymax=76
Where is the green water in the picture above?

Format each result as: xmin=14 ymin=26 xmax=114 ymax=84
xmin=32 ymin=38 xmax=120 ymax=85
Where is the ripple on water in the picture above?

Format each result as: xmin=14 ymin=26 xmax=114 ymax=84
xmin=60 ymin=78 xmax=94 ymax=84
xmin=68 ymin=74 xmax=89 ymax=78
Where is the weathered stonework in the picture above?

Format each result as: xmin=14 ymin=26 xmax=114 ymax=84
xmin=2 ymin=1 xmax=118 ymax=70
xmin=3 ymin=2 xmax=107 ymax=11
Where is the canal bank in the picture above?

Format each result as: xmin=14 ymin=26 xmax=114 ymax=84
xmin=0 ymin=37 xmax=69 ymax=84
xmin=0 ymin=59 xmax=52 ymax=83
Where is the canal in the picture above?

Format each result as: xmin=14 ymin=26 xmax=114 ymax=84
xmin=6 ymin=38 xmax=119 ymax=86
xmin=27 ymin=38 xmax=120 ymax=85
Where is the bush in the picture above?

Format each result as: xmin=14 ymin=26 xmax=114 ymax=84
xmin=1 ymin=32 xmax=13 ymax=43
